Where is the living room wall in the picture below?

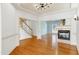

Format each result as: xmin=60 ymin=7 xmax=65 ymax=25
xmin=0 ymin=4 xmax=1 ymax=55
xmin=1 ymin=3 xmax=19 ymax=55
xmin=76 ymin=8 xmax=79 ymax=53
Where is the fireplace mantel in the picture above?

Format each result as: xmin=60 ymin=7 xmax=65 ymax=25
xmin=56 ymin=25 xmax=71 ymax=30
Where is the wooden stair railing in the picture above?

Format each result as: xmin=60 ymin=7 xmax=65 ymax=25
xmin=19 ymin=17 xmax=36 ymax=38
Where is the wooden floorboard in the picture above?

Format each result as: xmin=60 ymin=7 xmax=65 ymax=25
xmin=10 ymin=38 xmax=78 ymax=55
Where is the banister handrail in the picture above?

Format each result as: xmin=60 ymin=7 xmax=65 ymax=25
xmin=19 ymin=17 xmax=33 ymax=31
xmin=19 ymin=17 xmax=33 ymax=36
xmin=22 ymin=27 xmax=33 ymax=36
xmin=23 ymin=21 xmax=33 ymax=32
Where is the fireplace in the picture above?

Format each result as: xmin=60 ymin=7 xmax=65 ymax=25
xmin=58 ymin=30 xmax=70 ymax=40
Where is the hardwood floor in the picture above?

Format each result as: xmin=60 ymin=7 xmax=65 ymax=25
xmin=10 ymin=38 xmax=78 ymax=55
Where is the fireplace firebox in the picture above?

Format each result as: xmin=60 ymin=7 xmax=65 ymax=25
xmin=58 ymin=30 xmax=70 ymax=40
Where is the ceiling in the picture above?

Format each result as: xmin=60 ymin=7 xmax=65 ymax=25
xmin=13 ymin=3 xmax=72 ymax=14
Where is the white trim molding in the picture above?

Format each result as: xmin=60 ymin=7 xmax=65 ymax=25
xmin=77 ymin=47 xmax=79 ymax=54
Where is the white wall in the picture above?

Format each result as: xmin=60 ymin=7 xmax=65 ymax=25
xmin=70 ymin=18 xmax=77 ymax=45
xmin=76 ymin=8 xmax=79 ymax=53
xmin=1 ymin=3 xmax=19 ymax=55
xmin=0 ymin=4 xmax=1 ymax=55
xmin=16 ymin=10 xmax=37 ymax=20
xmin=65 ymin=18 xmax=71 ymax=26
xmin=35 ymin=21 xmax=42 ymax=39
xmin=31 ymin=20 xmax=38 ymax=36
xmin=47 ymin=21 xmax=54 ymax=33
xmin=40 ymin=21 xmax=47 ymax=35
xmin=76 ymin=21 xmax=79 ymax=53
xmin=39 ymin=8 xmax=76 ymax=21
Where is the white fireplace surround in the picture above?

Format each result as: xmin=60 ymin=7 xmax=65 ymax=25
xmin=55 ymin=25 xmax=75 ymax=45
xmin=55 ymin=25 xmax=76 ymax=46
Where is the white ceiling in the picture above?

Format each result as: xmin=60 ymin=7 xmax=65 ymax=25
xmin=13 ymin=3 xmax=72 ymax=14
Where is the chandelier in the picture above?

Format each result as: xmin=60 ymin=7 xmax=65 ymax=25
xmin=34 ymin=3 xmax=52 ymax=10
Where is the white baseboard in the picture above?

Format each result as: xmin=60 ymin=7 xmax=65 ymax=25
xmin=20 ymin=36 xmax=32 ymax=40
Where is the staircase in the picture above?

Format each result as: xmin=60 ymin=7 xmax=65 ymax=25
xmin=19 ymin=17 xmax=37 ymax=39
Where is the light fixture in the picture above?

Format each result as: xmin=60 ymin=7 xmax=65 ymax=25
xmin=34 ymin=3 xmax=52 ymax=11
xmin=74 ymin=15 xmax=79 ymax=21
